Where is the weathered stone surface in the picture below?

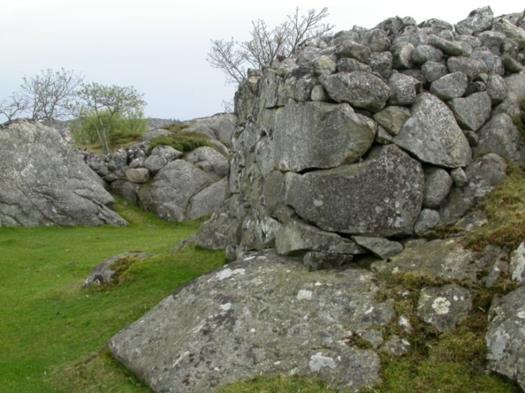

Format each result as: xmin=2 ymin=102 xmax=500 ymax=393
xmin=412 ymin=45 xmax=443 ymax=65
xmin=393 ymin=93 xmax=472 ymax=168
xmin=320 ymin=72 xmax=391 ymax=112
xmin=275 ymin=219 xmax=364 ymax=256
xmin=192 ymin=208 xmax=240 ymax=250
xmin=83 ymin=252 xmax=151 ymax=288
xmin=187 ymin=178 xmax=227 ymax=220
xmin=313 ymin=55 xmax=336 ymax=75
xmin=125 ymin=168 xmax=150 ymax=184
xmin=474 ymin=113 xmax=525 ymax=166
xmin=183 ymin=113 xmax=237 ymax=146
xmin=422 ymin=61 xmax=448 ymax=82
xmin=336 ymin=40 xmax=371 ymax=63
xmin=414 ymin=209 xmax=440 ymax=235
xmin=110 ymin=180 xmax=140 ymax=205
xmin=430 ymin=72 xmax=468 ymax=100
xmin=423 ymin=168 xmax=452 ymax=208
xmin=373 ymin=106 xmax=410 ymax=136
xmin=336 ymin=58 xmax=371 ymax=73
xmin=449 ymin=92 xmax=492 ymax=131
xmin=185 ymin=146 xmax=229 ymax=177
xmin=455 ymin=6 xmax=493 ymax=35
xmin=273 ymin=101 xmax=376 ymax=172
xmin=352 ymin=236 xmax=403 ymax=259
xmin=486 ymin=74 xmax=507 ymax=103
xmin=138 ymin=160 xmax=215 ymax=222
xmin=450 ymin=167 xmax=468 ymax=187
xmin=440 ymin=153 xmax=507 ymax=225
xmin=486 ymin=285 xmax=525 ymax=391
xmin=0 ymin=122 xmax=126 ymax=227
xmin=144 ymin=146 xmax=182 ymax=173
xmin=509 ymin=242 xmax=525 ymax=285
xmin=371 ymin=238 xmax=481 ymax=283
xmin=302 ymin=251 xmax=354 ymax=270
xmin=428 ymin=35 xmax=467 ymax=56
xmin=286 ymin=145 xmax=424 ymax=236
xmin=369 ymin=51 xmax=393 ymax=79
xmin=391 ymin=42 xmax=415 ymax=69
xmin=388 ymin=72 xmax=418 ymax=106
xmin=447 ymin=56 xmax=489 ymax=80
xmin=417 ymin=285 xmax=472 ymax=332
xmin=110 ymin=254 xmax=391 ymax=393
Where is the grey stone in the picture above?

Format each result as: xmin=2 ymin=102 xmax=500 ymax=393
xmin=336 ymin=58 xmax=371 ymax=73
xmin=487 ymin=74 xmax=507 ymax=103
xmin=273 ymin=101 xmax=376 ymax=172
xmin=0 ymin=122 xmax=126 ymax=227
xmin=428 ymin=35 xmax=467 ymax=56
xmin=373 ymin=106 xmax=411 ymax=135
xmin=422 ymin=61 xmax=448 ymax=82
xmin=478 ymin=31 xmax=506 ymax=55
xmin=129 ymin=157 xmax=144 ymax=168
xmin=372 ymin=238 xmax=481 ymax=284
xmin=388 ymin=72 xmax=418 ymax=106
xmin=83 ymin=252 xmax=151 ymax=288
xmin=414 ymin=209 xmax=440 ymax=235
xmin=509 ymin=242 xmax=525 ymax=285
xmin=125 ymin=168 xmax=150 ymax=184
xmin=192 ymin=209 xmax=240 ymax=250
xmin=475 ymin=113 xmax=525 ymax=166
xmin=110 ymin=180 xmax=140 ymax=205
xmin=455 ymin=6 xmax=493 ymax=35
xmin=275 ymin=219 xmax=364 ymax=256
xmin=138 ymin=160 xmax=215 ymax=222
xmin=440 ymin=153 xmax=507 ymax=224
xmin=393 ymin=93 xmax=472 ymax=168
xmin=455 ymin=210 xmax=488 ymax=233
xmin=502 ymin=54 xmax=523 ymax=73
xmin=363 ymin=29 xmax=391 ymax=52
xmin=447 ymin=56 xmax=489 ymax=80
xmin=184 ymin=113 xmax=237 ymax=146
xmin=430 ymin=72 xmax=468 ymax=100
xmin=486 ymin=285 xmax=525 ymax=391
xmin=185 ymin=146 xmax=229 ymax=177
xmin=369 ymin=51 xmax=393 ymax=79
xmin=336 ymin=40 xmax=371 ymax=63
xmin=286 ymin=145 xmax=424 ymax=237
xmin=494 ymin=17 xmax=525 ymax=48
xmin=391 ymin=41 xmax=415 ymax=69
xmin=109 ymin=254 xmax=390 ymax=393
xmin=465 ymin=130 xmax=479 ymax=146
xmin=471 ymin=48 xmax=504 ymax=75
xmin=144 ymin=146 xmax=182 ymax=173
xmin=449 ymin=92 xmax=492 ymax=131
xmin=352 ymin=236 xmax=403 ymax=259
xmin=450 ymin=167 xmax=468 ymax=187
xmin=423 ymin=168 xmax=452 ymax=208
xmin=187 ymin=178 xmax=228 ymax=220
xmin=320 ymin=71 xmax=391 ymax=112
xmin=313 ymin=55 xmax=336 ymax=75
xmin=303 ymin=251 xmax=354 ymax=270
xmin=412 ymin=45 xmax=443 ymax=65
xmin=375 ymin=127 xmax=394 ymax=144
xmin=417 ymin=285 xmax=472 ymax=332
xmin=381 ymin=335 xmax=411 ymax=357
xmin=310 ymin=84 xmax=328 ymax=101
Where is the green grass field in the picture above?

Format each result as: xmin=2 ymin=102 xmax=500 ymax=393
xmin=0 ymin=200 xmax=226 ymax=393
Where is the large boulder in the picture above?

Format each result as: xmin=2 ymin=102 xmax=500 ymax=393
xmin=486 ymin=285 xmax=525 ymax=391
xmin=183 ymin=113 xmax=237 ymax=146
xmin=273 ymin=101 xmax=376 ymax=172
xmin=110 ymin=253 xmax=394 ymax=393
xmin=0 ymin=121 xmax=126 ymax=227
xmin=393 ymin=93 xmax=472 ymax=168
xmin=285 ymin=145 xmax=424 ymax=236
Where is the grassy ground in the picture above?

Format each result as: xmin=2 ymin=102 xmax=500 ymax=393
xmin=0 ymin=200 xmax=226 ymax=393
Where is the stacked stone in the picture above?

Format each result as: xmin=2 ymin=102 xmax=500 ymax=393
xmin=198 ymin=7 xmax=525 ymax=267
xmin=85 ymin=113 xmax=235 ymax=222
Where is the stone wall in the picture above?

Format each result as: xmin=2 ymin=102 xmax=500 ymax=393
xmin=198 ymin=7 xmax=525 ymax=265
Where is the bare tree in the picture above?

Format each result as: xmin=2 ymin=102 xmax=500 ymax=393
xmin=0 ymin=93 xmax=28 ymax=122
xmin=208 ymin=7 xmax=333 ymax=84
xmin=20 ymin=68 xmax=83 ymax=121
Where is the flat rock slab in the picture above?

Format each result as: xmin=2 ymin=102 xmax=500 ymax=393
xmin=110 ymin=253 xmax=394 ymax=393
xmin=486 ymin=285 xmax=525 ymax=391
xmin=0 ymin=121 xmax=126 ymax=227
xmin=393 ymin=93 xmax=471 ymax=168
xmin=285 ymin=145 xmax=423 ymax=237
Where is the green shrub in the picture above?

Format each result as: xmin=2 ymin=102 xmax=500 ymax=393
xmin=148 ymin=131 xmax=212 ymax=153
xmin=71 ymin=110 xmax=147 ymax=150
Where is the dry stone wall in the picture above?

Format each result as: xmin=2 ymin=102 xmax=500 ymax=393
xmin=198 ymin=6 xmax=525 ymax=266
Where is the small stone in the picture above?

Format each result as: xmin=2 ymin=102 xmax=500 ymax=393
xmin=422 ymin=61 xmax=448 ymax=83
xmin=450 ymin=167 xmax=468 ymax=187
xmin=310 ymin=85 xmax=328 ymax=101
xmin=414 ymin=209 xmax=440 ymax=235
xmin=412 ymin=44 xmax=443 ymax=65
xmin=448 ymin=92 xmax=492 ymax=131
xmin=369 ymin=51 xmax=393 ymax=79
xmin=486 ymin=74 xmax=507 ymax=103
xmin=381 ymin=335 xmax=411 ymax=356
xmin=125 ymin=168 xmax=150 ymax=184
xmin=423 ymin=168 xmax=452 ymax=208
xmin=313 ymin=55 xmax=337 ymax=75
xmin=428 ymin=35 xmax=466 ymax=56
xmin=391 ymin=41 xmax=414 ymax=69
xmin=509 ymin=242 xmax=525 ymax=285
xmin=447 ymin=56 xmax=489 ymax=80
xmin=430 ymin=72 xmax=468 ymax=100
xmin=388 ymin=72 xmax=418 ymax=106
xmin=373 ymin=106 xmax=411 ymax=136
xmin=417 ymin=284 xmax=472 ymax=332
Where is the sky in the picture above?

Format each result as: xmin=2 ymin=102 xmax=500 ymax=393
xmin=0 ymin=0 xmax=522 ymax=120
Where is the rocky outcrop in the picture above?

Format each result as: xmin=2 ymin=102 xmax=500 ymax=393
xmin=85 ymin=114 xmax=235 ymax=222
xmin=0 ymin=121 xmax=126 ymax=227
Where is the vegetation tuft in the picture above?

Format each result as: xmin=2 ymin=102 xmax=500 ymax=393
xmin=148 ymin=131 xmax=212 ymax=153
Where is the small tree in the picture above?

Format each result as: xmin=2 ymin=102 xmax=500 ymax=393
xmin=208 ymin=7 xmax=333 ymax=84
xmin=20 ymin=68 xmax=83 ymax=121
xmin=75 ymin=83 xmax=146 ymax=153
xmin=0 ymin=93 xmax=28 ymax=123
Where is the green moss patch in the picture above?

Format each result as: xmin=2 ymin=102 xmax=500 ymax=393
xmin=148 ymin=131 xmax=212 ymax=153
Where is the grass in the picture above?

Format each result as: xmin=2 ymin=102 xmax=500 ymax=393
xmin=148 ymin=131 xmax=212 ymax=153
xmin=466 ymin=165 xmax=525 ymax=250
xmin=0 ymin=198 xmax=226 ymax=393
xmin=220 ymin=376 xmax=339 ymax=393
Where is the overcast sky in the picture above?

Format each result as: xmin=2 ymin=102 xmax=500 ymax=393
xmin=1 ymin=0 xmax=521 ymax=120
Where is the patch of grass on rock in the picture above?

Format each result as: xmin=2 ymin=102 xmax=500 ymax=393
xmin=220 ymin=375 xmax=339 ymax=393
xmin=148 ymin=131 xmax=212 ymax=153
